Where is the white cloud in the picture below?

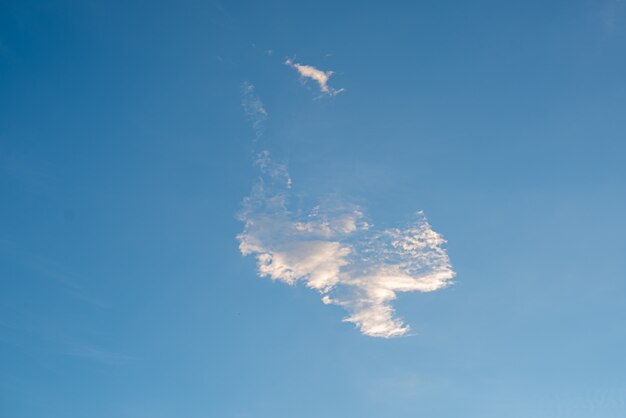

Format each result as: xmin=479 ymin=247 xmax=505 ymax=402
xmin=237 ymin=77 xmax=453 ymax=338
xmin=285 ymin=59 xmax=344 ymax=96
xmin=237 ymin=153 xmax=455 ymax=338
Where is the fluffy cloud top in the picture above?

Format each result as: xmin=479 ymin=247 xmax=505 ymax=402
xmin=285 ymin=59 xmax=344 ymax=96
xmin=238 ymin=153 xmax=455 ymax=338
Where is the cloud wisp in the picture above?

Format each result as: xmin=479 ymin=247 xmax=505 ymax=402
xmin=241 ymin=81 xmax=268 ymax=140
xmin=237 ymin=81 xmax=454 ymax=338
xmin=285 ymin=59 xmax=344 ymax=96
xmin=237 ymin=152 xmax=455 ymax=338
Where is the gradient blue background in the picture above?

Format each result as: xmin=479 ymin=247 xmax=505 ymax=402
xmin=1 ymin=1 xmax=625 ymax=417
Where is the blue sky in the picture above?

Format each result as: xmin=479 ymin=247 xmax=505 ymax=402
xmin=1 ymin=0 xmax=626 ymax=417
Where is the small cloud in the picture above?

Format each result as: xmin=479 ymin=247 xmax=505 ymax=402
xmin=236 ymin=77 xmax=452 ymax=338
xmin=285 ymin=59 xmax=344 ymax=96
xmin=237 ymin=153 xmax=454 ymax=338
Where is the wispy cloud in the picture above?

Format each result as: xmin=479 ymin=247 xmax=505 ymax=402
xmin=285 ymin=59 xmax=344 ymax=96
xmin=241 ymin=82 xmax=268 ymax=140
xmin=66 ymin=343 xmax=133 ymax=365
xmin=237 ymin=71 xmax=453 ymax=338
xmin=601 ymin=0 xmax=626 ymax=33
xmin=237 ymin=153 xmax=454 ymax=338
xmin=0 ymin=237 xmax=108 ymax=308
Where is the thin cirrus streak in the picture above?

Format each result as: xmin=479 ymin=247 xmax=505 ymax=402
xmin=237 ymin=82 xmax=454 ymax=338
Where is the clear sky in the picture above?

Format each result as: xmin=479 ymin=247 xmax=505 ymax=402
xmin=1 ymin=1 xmax=626 ymax=417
